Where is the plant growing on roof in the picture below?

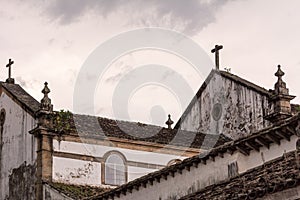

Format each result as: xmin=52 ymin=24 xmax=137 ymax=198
xmin=53 ymin=109 xmax=72 ymax=133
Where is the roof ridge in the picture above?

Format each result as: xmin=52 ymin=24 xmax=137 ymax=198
xmin=92 ymin=114 xmax=299 ymax=199
xmin=219 ymin=70 xmax=271 ymax=96
xmin=180 ymin=150 xmax=300 ymax=199
xmin=0 ymin=82 xmax=40 ymax=116
xmin=70 ymin=112 xmax=230 ymax=137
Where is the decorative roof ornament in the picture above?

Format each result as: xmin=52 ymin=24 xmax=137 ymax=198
xmin=211 ymin=45 xmax=223 ymax=70
xmin=165 ymin=114 xmax=174 ymax=129
xmin=5 ymin=58 xmax=15 ymax=84
xmin=264 ymin=65 xmax=295 ymax=123
xmin=40 ymin=82 xmax=53 ymax=112
xmin=274 ymin=65 xmax=288 ymax=95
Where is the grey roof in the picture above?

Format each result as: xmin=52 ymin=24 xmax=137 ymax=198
xmin=45 ymin=182 xmax=110 ymax=200
xmin=92 ymin=113 xmax=300 ymax=200
xmin=180 ymin=150 xmax=300 ymax=200
xmin=58 ymin=113 xmax=232 ymax=149
xmin=1 ymin=82 xmax=40 ymax=115
xmin=0 ymin=81 xmax=230 ymax=148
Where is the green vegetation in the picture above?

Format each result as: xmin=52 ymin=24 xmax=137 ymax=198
xmin=50 ymin=182 xmax=110 ymax=199
xmin=53 ymin=109 xmax=73 ymax=132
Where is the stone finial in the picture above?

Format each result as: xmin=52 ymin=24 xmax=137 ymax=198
xmin=274 ymin=65 xmax=288 ymax=95
xmin=40 ymin=82 xmax=53 ymax=112
xmin=265 ymin=65 xmax=295 ymax=123
xmin=165 ymin=114 xmax=174 ymax=129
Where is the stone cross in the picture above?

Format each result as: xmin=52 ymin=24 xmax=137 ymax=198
xmin=6 ymin=59 xmax=14 ymax=79
xmin=211 ymin=45 xmax=223 ymax=70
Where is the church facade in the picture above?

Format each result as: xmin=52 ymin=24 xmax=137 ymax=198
xmin=0 ymin=61 xmax=229 ymax=199
xmin=0 ymin=55 xmax=299 ymax=199
xmin=93 ymin=65 xmax=300 ymax=200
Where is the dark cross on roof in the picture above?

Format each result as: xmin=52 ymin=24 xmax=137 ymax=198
xmin=211 ymin=45 xmax=223 ymax=70
xmin=5 ymin=59 xmax=15 ymax=84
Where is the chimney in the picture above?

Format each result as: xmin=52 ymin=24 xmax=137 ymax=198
xmin=265 ymin=65 xmax=295 ymax=123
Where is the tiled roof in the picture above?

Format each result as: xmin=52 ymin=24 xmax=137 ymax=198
xmin=46 ymin=182 xmax=110 ymax=199
xmin=57 ymin=113 xmax=231 ymax=149
xmin=92 ymin=113 xmax=300 ymax=200
xmin=1 ymin=82 xmax=40 ymax=115
xmin=180 ymin=150 xmax=300 ymax=200
xmin=292 ymin=104 xmax=300 ymax=114
xmin=0 ymin=81 xmax=230 ymax=149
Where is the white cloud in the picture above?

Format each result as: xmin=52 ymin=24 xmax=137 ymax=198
xmin=0 ymin=0 xmax=299 ymax=127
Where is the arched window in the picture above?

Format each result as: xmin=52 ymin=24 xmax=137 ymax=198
xmin=104 ymin=152 xmax=126 ymax=185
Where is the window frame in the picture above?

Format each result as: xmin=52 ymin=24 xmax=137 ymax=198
xmin=101 ymin=151 xmax=128 ymax=186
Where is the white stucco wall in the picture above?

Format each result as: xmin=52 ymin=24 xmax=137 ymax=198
xmin=52 ymin=140 xmax=187 ymax=186
xmin=238 ymin=135 xmax=298 ymax=173
xmin=0 ymin=91 xmax=37 ymax=200
xmin=53 ymin=157 xmax=101 ymax=186
xmin=128 ymin=166 xmax=156 ymax=182
xmin=180 ymin=73 xmax=271 ymax=139
xmin=113 ymin=136 xmax=297 ymax=200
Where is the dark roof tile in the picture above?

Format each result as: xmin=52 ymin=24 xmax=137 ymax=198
xmin=58 ymin=113 xmax=231 ymax=149
xmin=93 ymin=114 xmax=300 ymax=200
xmin=46 ymin=182 xmax=110 ymax=199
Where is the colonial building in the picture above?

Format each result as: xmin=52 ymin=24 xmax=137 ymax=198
xmin=95 ymin=115 xmax=300 ymax=200
xmin=0 ymin=60 xmax=229 ymax=199
xmin=91 ymin=65 xmax=300 ymax=200
xmin=0 ymin=52 xmax=299 ymax=200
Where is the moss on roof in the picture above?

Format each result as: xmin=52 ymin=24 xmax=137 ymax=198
xmin=48 ymin=182 xmax=111 ymax=199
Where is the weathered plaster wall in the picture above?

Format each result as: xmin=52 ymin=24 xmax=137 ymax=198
xmin=114 ymin=136 xmax=297 ymax=200
xmin=53 ymin=157 xmax=101 ymax=186
xmin=8 ymin=162 xmax=36 ymax=200
xmin=0 ymin=92 xmax=37 ymax=200
xmin=180 ymin=73 xmax=272 ymax=139
xmin=52 ymin=140 xmax=186 ymax=186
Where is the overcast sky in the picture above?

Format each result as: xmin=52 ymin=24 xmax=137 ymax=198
xmin=0 ymin=0 xmax=299 ymax=127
